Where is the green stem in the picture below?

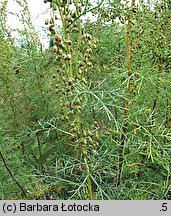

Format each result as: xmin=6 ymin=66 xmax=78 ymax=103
xmin=55 ymin=0 xmax=92 ymax=199
xmin=75 ymin=1 xmax=93 ymax=199
xmin=76 ymin=112 xmax=93 ymax=199
xmin=117 ymin=0 xmax=135 ymax=187
xmin=83 ymin=154 xmax=93 ymax=200
xmin=56 ymin=1 xmax=72 ymax=80
xmin=75 ymin=0 xmax=82 ymax=76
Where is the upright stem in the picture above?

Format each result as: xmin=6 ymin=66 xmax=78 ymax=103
xmin=0 ymin=151 xmax=27 ymax=197
xmin=75 ymin=0 xmax=82 ymax=76
xmin=55 ymin=1 xmax=93 ymax=199
xmin=56 ymin=2 xmax=73 ymax=80
xmin=82 ymin=155 xmax=93 ymax=200
xmin=75 ymin=1 xmax=93 ymax=199
xmin=117 ymin=0 xmax=135 ymax=186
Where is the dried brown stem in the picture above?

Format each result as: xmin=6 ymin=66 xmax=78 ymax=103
xmin=0 ymin=151 xmax=27 ymax=197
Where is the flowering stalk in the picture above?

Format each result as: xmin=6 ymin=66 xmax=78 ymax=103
xmin=117 ymin=0 xmax=135 ymax=187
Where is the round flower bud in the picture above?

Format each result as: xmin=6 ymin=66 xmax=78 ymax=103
xmin=45 ymin=19 xmax=49 ymax=25
xmin=93 ymin=44 xmax=97 ymax=49
xmin=87 ymin=62 xmax=92 ymax=67
xmin=87 ymin=34 xmax=92 ymax=40
xmin=64 ymin=54 xmax=72 ymax=60
xmin=65 ymin=40 xmax=72 ymax=46
xmin=55 ymin=35 xmax=62 ymax=42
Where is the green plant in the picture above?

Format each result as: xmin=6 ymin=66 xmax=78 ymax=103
xmin=0 ymin=0 xmax=170 ymax=200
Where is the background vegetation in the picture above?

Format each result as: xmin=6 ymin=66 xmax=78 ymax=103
xmin=0 ymin=0 xmax=170 ymax=200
